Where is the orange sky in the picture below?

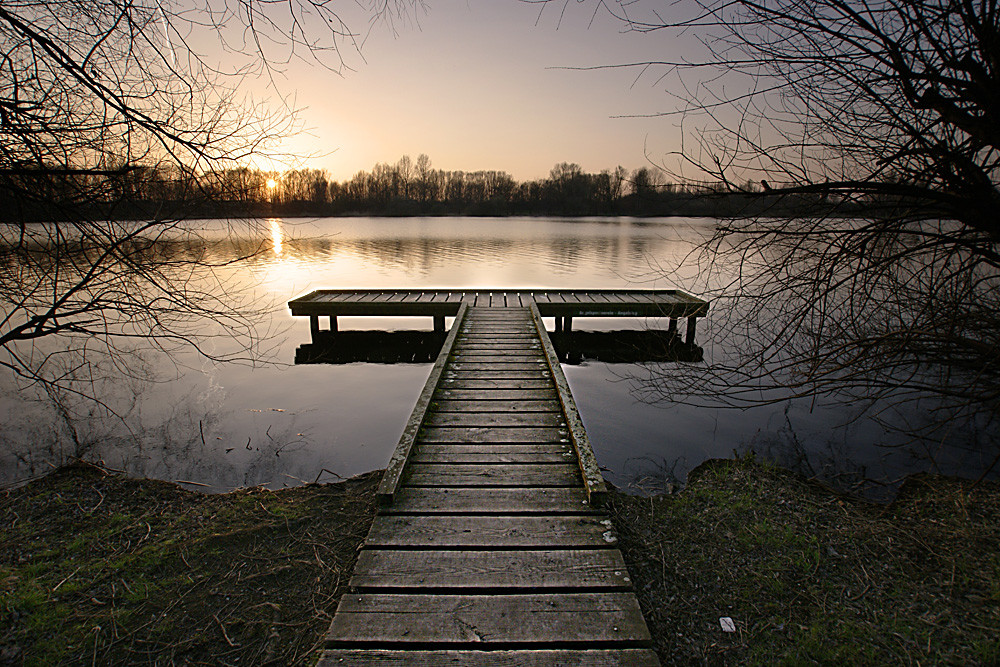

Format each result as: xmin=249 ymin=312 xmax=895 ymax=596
xmin=247 ymin=1 xmax=695 ymax=182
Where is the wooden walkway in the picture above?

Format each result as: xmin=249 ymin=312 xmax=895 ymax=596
xmin=316 ymin=303 xmax=662 ymax=666
xmin=290 ymin=288 xmax=708 ymax=340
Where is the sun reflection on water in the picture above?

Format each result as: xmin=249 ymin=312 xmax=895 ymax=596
xmin=269 ymin=218 xmax=283 ymax=256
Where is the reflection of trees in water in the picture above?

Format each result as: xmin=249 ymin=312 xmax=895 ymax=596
xmin=274 ymin=235 xmax=654 ymax=278
xmin=0 ymin=349 xmax=317 ymax=491
xmin=636 ymin=223 xmax=1000 ymax=478
xmin=542 ymin=0 xmax=1000 ymax=481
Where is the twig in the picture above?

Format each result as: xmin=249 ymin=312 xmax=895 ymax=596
xmin=88 ymin=486 xmax=105 ymax=513
xmin=213 ymin=614 xmax=239 ymax=647
xmin=313 ymin=468 xmax=345 ymax=484
xmin=53 ymin=565 xmax=82 ymax=592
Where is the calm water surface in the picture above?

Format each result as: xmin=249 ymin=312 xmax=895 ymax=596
xmin=2 ymin=217 xmax=991 ymax=494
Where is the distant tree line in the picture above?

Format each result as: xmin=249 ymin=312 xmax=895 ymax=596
xmin=1 ymin=154 xmax=851 ymax=221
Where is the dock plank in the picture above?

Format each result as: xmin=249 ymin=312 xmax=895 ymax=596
xmin=451 ymin=348 xmax=545 ymax=365
xmin=349 ymin=549 xmax=631 ymax=590
xmin=424 ymin=412 xmax=564 ymax=428
xmin=419 ymin=426 xmax=567 ymax=442
xmin=318 ymin=649 xmax=661 ymax=666
xmin=436 ymin=388 xmax=558 ymax=400
xmin=431 ymin=400 xmax=561 ymax=412
xmin=442 ymin=371 xmax=552 ymax=381
xmin=453 ymin=345 xmax=542 ymax=352
xmin=364 ymin=515 xmax=617 ymax=549
xmin=415 ymin=443 xmax=570 ymax=454
xmin=385 ymin=487 xmax=598 ymax=514
xmin=327 ymin=593 xmax=649 ymax=644
xmin=405 ymin=463 xmax=579 ymax=487
xmin=410 ymin=450 xmax=575 ymax=464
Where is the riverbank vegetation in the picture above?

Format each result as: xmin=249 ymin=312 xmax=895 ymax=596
xmin=3 ymin=460 xmax=997 ymax=665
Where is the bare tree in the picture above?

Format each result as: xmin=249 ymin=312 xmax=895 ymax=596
xmin=539 ymin=0 xmax=1000 ymax=446
xmin=0 ymin=0 xmax=418 ymax=402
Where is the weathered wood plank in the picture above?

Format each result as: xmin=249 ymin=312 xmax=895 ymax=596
xmin=467 ymin=311 xmax=529 ymax=317
xmin=450 ymin=355 xmax=547 ymax=365
xmin=455 ymin=334 xmax=534 ymax=340
xmin=458 ymin=331 xmax=537 ymax=337
xmin=376 ymin=303 xmax=468 ymax=505
xmin=435 ymin=388 xmax=558 ymax=400
xmin=423 ymin=412 xmax=563 ymax=428
xmin=452 ymin=344 xmax=542 ymax=351
xmin=410 ymin=450 xmax=575 ymax=464
xmin=439 ymin=379 xmax=555 ymax=390
xmin=318 ymin=648 xmax=661 ymax=666
xmin=450 ymin=351 xmax=543 ymax=358
xmin=454 ymin=336 xmax=538 ymax=343
xmin=431 ymin=400 xmax=561 ymax=412
xmin=419 ymin=427 xmax=567 ymax=442
xmin=450 ymin=343 xmax=537 ymax=350
xmin=349 ymin=549 xmax=631 ymax=590
xmin=462 ymin=318 xmax=531 ymax=323
xmin=327 ymin=593 xmax=649 ymax=644
xmin=404 ymin=463 xmax=579 ymax=487
xmin=451 ymin=350 xmax=545 ymax=358
xmin=416 ymin=443 xmax=570 ymax=455
xmin=529 ymin=303 xmax=608 ymax=506
xmin=386 ymin=487 xmax=598 ymax=514
xmin=363 ymin=515 xmax=617 ymax=548
xmin=442 ymin=371 xmax=551 ymax=380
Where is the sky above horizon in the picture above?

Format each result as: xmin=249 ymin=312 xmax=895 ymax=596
xmin=251 ymin=1 xmax=698 ymax=182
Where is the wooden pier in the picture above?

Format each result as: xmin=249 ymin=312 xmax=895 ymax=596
xmin=289 ymin=288 xmax=708 ymax=342
xmin=293 ymin=290 xmax=708 ymax=666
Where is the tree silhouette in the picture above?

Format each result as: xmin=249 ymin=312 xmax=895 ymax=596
xmin=541 ymin=0 xmax=1000 ymax=447
xmin=0 ymin=0 xmax=417 ymax=401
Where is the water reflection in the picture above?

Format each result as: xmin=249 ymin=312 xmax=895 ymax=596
xmin=269 ymin=218 xmax=283 ymax=257
xmin=1 ymin=216 xmax=987 ymax=496
xmin=296 ymin=331 xmax=447 ymax=364
xmin=292 ymin=328 xmax=703 ymax=365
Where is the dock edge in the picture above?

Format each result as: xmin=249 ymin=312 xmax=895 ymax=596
xmin=375 ymin=302 xmax=469 ymax=506
xmin=529 ymin=302 xmax=609 ymax=507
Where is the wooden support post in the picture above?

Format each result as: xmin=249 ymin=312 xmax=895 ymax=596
xmin=668 ymin=317 xmax=678 ymax=336
xmin=555 ymin=317 xmax=563 ymax=333
xmin=309 ymin=315 xmax=320 ymax=343
xmin=564 ymin=316 xmax=573 ymax=333
xmin=685 ymin=317 xmax=698 ymax=345
xmin=433 ymin=315 xmax=445 ymax=332
xmin=329 ymin=315 xmax=338 ymax=332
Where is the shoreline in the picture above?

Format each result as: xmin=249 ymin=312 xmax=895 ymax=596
xmin=2 ymin=458 xmax=998 ymax=664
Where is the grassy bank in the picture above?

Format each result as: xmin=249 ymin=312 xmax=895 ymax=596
xmin=2 ymin=459 xmax=998 ymax=665
xmin=611 ymin=458 xmax=1000 ymax=665
xmin=0 ymin=464 xmax=379 ymax=665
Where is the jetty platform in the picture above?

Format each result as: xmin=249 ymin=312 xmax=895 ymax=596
xmin=289 ymin=289 xmax=708 ymax=666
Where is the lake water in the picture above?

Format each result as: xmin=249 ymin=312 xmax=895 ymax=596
xmin=1 ymin=216 xmax=993 ymax=496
